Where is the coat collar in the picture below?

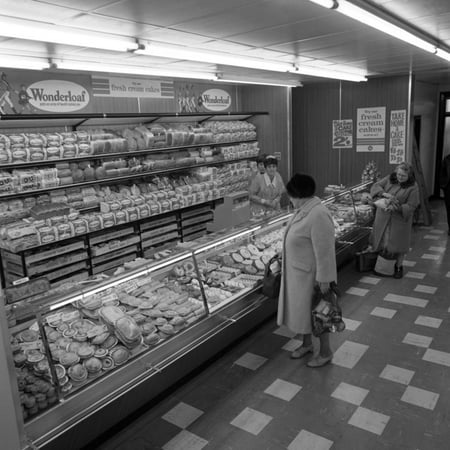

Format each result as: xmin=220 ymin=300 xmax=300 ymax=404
xmin=291 ymin=196 xmax=322 ymax=223
xmin=263 ymin=172 xmax=278 ymax=188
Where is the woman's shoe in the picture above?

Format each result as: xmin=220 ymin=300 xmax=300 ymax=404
xmin=306 ymin=354 xmax=333 ymax=368
xmin=393 ymin=264 xmax=403 ymax=279
xmin=290 ymin=345 xmax=313 ymax=359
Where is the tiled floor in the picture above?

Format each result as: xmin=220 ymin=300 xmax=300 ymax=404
xmin=87 ymin=201 xmax=450 ymax=450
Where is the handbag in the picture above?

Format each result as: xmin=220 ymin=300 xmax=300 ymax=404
xmin=355 ymin=250 xmax=378 ymax=272
xmin=261 ymin=255 xmax=281 ymax=298
xmin=311 ymin=283 xmax=345 ymax=337
xmin=373 ymin=251 xmax=396 ymax=276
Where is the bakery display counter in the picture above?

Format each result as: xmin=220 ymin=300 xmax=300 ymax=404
xmin=0 ymin=183 xmax=373 ymax=450
xmin=2 ymin=213 xmax=293 ymax=450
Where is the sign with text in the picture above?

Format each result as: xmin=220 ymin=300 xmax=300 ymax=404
xmin=0 ymin=68 xmax=93 ymax=114
xmin=175 ymin=84 xmax=232 ymax=113
xmin=389 ymin=109 xmax=406 ymax=164
xmin=356 ymin=106 xmax=386 ymax=152
xmin=332 ymin=119 xmax=353 ymax=149
xmin=92 ymin=76 xmax=174 ymax=98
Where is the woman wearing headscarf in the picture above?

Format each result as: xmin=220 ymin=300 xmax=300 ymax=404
xmin=370 ymin=162 xmax=420 ymax=278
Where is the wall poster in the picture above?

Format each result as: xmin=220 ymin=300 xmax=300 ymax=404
xmin=332 ymin=119 xmax=353 ymax=149
xmin=389 ymin=109 xmax=406 ymax=164
xmin=0 ymin=68 xmax=93 ymax=114
xmin=356 ymin=106 xmax=386 ymax=152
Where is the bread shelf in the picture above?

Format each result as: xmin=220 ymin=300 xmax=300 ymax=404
xmin=0 ymin=139 xmax=258 ymax=170
xmin=0 ymin=199 xmax=219 ymax=254
xmin=0 ymin=111 xmax=268 ymax=130
xmin=0 ymin=156 xmax=256 ymax=200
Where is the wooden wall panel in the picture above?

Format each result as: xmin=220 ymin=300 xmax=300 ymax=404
xmin=238 ymin=85 xmax=290 ymax=183
xmin=292 ymin=76 xmax=410 ymax=194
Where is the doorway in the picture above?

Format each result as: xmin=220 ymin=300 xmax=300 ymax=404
xmin=434 ymin=91 xmax=450 ymax=198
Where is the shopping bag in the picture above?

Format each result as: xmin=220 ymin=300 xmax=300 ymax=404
xmin=355 ymin=250 xmax=378 ymax=272
xmin=373 ymin=252 xmax=396 ymax=276
xmin=311 ymin=283 xmax=345 ymax=337
xmin=261 ymin=255 xmax=281 ymax=298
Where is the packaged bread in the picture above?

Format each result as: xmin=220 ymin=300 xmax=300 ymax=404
xmin=11 ymin=147 xmax=29 ymax=163
xmin=134 ymin=126 xmax=154 ymax=148
xmin=61 ymin=144 xmax=78 ymax=158
xmin=37 ymin=226 xmax=58 ymax=244
xmin=29 ymin=147 xmax=46 ymax=161
xmin=75 ymin=130 xmax=89 ymax=142
xmin=0 ymin=134 xmax=11 ymax=149
xmin=102 ymin=212 xmax=115 ymax=227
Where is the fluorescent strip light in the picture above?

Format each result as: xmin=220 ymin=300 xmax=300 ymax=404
xmin=0 ymin=55 xmax=48 ymax=70
xmin=0 ymin=17 xmax=139 ymax=52
xmin=435 ymin=48 xmax=450 ymax=61
xmin=136 ymin=43 xmax=294 ymax=73
xmin=55 ymin=60 xmax=218 ymax=80
xmin=337 ymin=1 xmax=436 ymax=53
xmin=309 ymin=1 xmax=436 ymax=55
xmin=137 ymin=42 xmax=366 ymax=82
xmin=293 ymin=65 xmax=367 ymax=82
xmin=216 ymin=78 xmax=302 ymax=87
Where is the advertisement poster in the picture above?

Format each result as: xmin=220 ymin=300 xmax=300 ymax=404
xmin=332 ymin=119 xmax=353 ymax=149
xmin=389 ymin=109 xmax=406 ymax=164
xmin=92 ymin=76 xmax=174 ymax=99
xmin=0 ymin=69 xmax=93 ymax=114
xmin=356 ymin=106 xmax=386 ymax=152
xmin=175 ymin=83 xmax=232 ymax=113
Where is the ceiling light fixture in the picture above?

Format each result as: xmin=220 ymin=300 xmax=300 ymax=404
xmin=135 ymin=43 xmax=294 ymax=73
xmin=0 ymin=16 xmax=139 ymax=52
xmin=293 ymin=65 xmax=367 ymax=82
xmin=308 ymin=0 xmax=439 ymax=55
xmin=136 ymin=42 xmax=366 ymax=81
xmin=54 ymin=59 xmax=218 ymax=80
xmin=435 ymin=48 xmax=450 ymax=62
xmin=0 ymin=55 xmax=49 ymax=70
xmin=216 ymin=77 xmax=302 ymax=87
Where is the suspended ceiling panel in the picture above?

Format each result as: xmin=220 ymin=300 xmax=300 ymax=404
xmin=0 ymin=0 xmax=449 ymax=85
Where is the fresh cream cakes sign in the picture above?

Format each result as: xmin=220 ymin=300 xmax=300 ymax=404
xmin=356 ymin=106 xmax=386 ymax=152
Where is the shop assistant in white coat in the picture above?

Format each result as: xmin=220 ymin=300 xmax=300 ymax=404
xmin=277 ymin=173 xmax=337 ymax=368
xmin=249 ymin=155 xmax=285 ymax=214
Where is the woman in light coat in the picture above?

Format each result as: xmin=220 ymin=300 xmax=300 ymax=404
xmin=370 ymin=162 xmax=419 ymax=278
xmin=277 ymin=173 xmax=337 ymax=368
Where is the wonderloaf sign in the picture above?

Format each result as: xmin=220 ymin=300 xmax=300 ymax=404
xmin=27 ymin=80 xmax=90 ymax=112
xmin=199 ymin=89 xmax=231 ymax=111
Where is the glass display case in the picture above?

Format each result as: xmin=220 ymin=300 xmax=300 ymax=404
xmin=0 ymin=182 xmax=373 ymax=450
xmin=323 ymin=181 xmax=374 ymax=262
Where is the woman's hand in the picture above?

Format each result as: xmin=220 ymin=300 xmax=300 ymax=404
xmin=382 ymin=192 xmax=393 ymax=199
xmin=318 ymin=282 xmax=330 ymax=293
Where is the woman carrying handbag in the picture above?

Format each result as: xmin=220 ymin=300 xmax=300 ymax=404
xmin=277 ymin=174 xmax=337 ymax=368
xmin=370 ymin=162 xmax=419 ymax=278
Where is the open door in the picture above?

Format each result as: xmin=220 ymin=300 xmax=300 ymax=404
xmin=434 ymin=92 xmax=450 ymax=198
